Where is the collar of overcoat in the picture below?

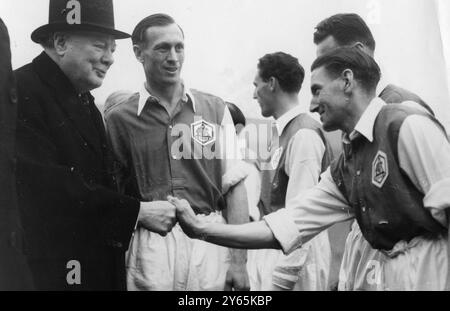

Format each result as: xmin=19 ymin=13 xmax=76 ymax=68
xmin=32 ymin=52 xmax=105 ymax=157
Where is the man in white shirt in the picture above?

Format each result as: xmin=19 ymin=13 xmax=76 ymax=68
xmin=247 ymin=52 xmax=332 ymax=291
xmin=313 ymin=13 xmax=436 ymax=290
xmin=171 ymin=47 xmax=450 ymax=291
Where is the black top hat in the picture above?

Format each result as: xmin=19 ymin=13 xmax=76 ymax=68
xmin=31 ymin=0 xmax=130 ymax=43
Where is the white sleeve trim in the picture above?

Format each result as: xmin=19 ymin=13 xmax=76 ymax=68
xmin=221 ymin=160 xmax=252 ymax=194
xmin=424 ymin=178 xmax=450 ymax=227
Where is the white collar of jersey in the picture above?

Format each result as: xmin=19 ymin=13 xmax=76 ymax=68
xmin=136 ymin=82 xmax=196 ymax=116
xmin=274 ymin=104 xmax=308 ymax=136
xmin=345 ymin=97 xmax=386 ymax=143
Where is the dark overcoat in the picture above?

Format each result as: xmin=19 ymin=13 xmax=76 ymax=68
xmin=14 ymin=51 xmax=139 ymax=290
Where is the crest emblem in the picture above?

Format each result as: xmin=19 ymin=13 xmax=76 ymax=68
xmin=372 ymin=151 xmax=389 ymax=188
xmin=191 ymin=119 xmax=216 ymax=146
xmin=66 ymin=0 xmax=81 ymax=25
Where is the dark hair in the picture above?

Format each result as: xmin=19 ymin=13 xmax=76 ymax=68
xmin=132 ymin=13 xmax=184 ymax=46
xmin=226 ymin=102 xmax=246 ymax=128
xmin=311 ymin=46 xmax=381 ymax=92
xmin=257 ymin=52 xmax=305 ymax=94
xmin=314 ymin=13 xmax=376 ymax=52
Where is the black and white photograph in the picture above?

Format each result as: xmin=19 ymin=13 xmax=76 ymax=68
xmin=1 ymin=0 xmax=450 ymax=296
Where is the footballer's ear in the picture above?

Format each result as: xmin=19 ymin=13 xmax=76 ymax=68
xmin=341 ymin=68 xmax=356 ymax=95
xmin=352 ymin=41 xmax=365 ymax=51
xmin=268 ymin=76 xmax=278 ymax=92
xmin=133 ymin=44 xmax=144 ymax=64
xmin=352 ymin=41 xmax=374 ymax=57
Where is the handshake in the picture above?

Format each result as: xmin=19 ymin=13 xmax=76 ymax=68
xmin=137 ymin=196 xmax=201 ymax=238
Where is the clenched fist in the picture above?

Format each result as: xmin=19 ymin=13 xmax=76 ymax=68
xmin=167 ymin=196 xmax=202 ymax=239
xmin=138 ymin=201 xmax=177 ymax=236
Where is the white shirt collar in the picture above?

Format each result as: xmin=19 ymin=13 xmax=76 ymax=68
xmin=274 ymin=104 xmax=308 ymax=135
xmin=345 ymin=97 xmax=386 ymax=143
xmin=137 ymin=82 xmax=196 ymax=116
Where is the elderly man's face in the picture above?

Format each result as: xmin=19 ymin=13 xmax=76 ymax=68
xmin=310 ymin=66 xmax=348 ymax=132
xmin=59 ymin=32 xmax=116 ymax=92
xmin=137 ymin=23 xmax=184 ymax=86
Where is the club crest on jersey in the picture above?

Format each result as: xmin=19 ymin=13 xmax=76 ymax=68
xmin=372 ymin=150 xmax=389 ymax=188
xmin=191 ymin=119 xmax=216 ymax=146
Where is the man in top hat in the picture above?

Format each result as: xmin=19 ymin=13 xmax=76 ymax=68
xmin=0 ymin=18 xmax=34 ymax=291
xmin=14 ymin=0 xmax=176 ymax=290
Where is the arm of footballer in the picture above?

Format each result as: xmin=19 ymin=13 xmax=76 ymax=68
xmin=223 ymin=181 xmax=250 ymax=290
xmin=169 ymin=195 xmax=281 ymax=250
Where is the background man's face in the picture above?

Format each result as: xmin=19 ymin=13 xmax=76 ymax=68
xmin=140 ymin=23 xmax=185 ymax=86
xmin=60 ymin=32 xmax=116 ymax=92
xmin=310 ymin=66 xmax=348 ymax=132
xmin=316 ymin=35 xmax=340 ymax=57
xmin=253 ymin=71 xmax=275 ymax=118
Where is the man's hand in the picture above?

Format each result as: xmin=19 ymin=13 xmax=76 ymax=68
xmin=224 ymin=260 xmax=250 ymax=291
xmin=138 ymin=201 xmax=177 ymax=236
xmin=168 ymin=195 xmax=202 ymax=239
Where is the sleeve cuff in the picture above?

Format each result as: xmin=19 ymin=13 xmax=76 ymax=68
xmin=222 ymin=160 xmax=251 ymax=194
xmin=263 ymin=209 xmax=302 ymax=255
xmin=424 ymin=178 xmax=450 ymax=227
xmin=99 ymin=193 xmax=140 ymax=250
xmin=272 ymin=274 xmax=299 ymax=290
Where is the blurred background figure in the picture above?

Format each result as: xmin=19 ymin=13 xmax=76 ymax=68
xmin=225 ymin=102 xmax=246 ymax=133
xmin=0 ymin=17 xmax=34 ymax=291
xmin=223 ymin=102 xmax=262 ymax=223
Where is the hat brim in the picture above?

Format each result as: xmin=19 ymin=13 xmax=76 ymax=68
xmin=31 ymin=23 xmax=130 ymax=43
